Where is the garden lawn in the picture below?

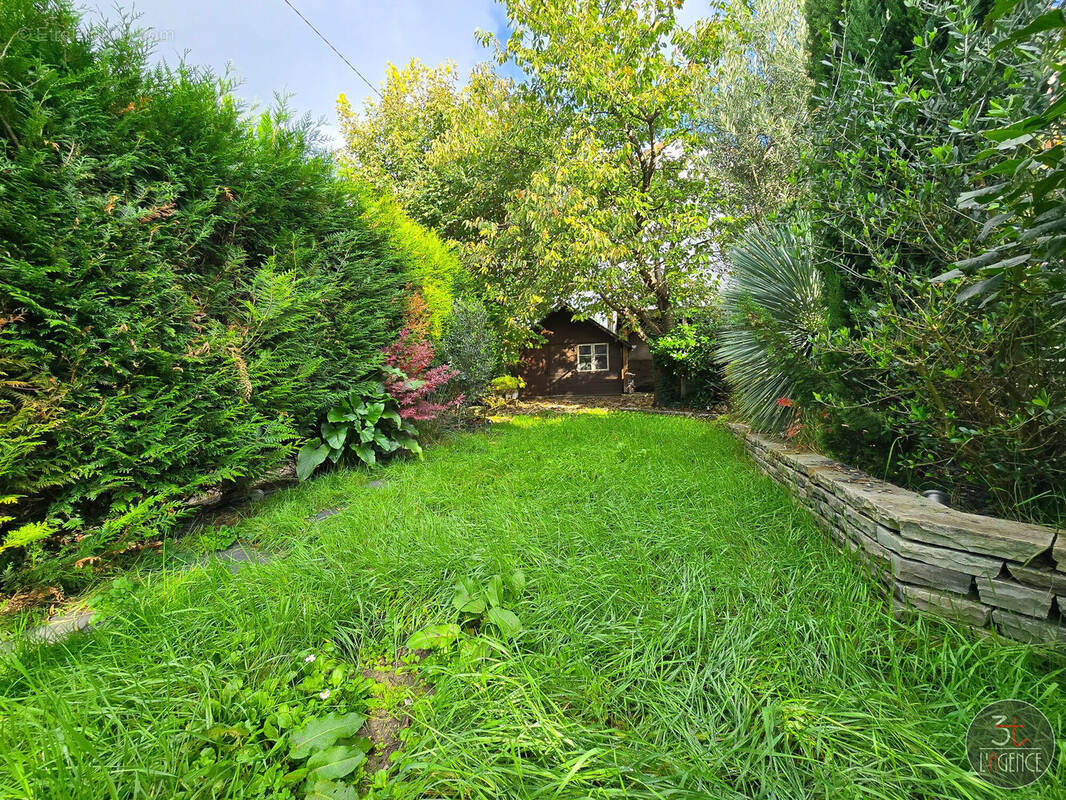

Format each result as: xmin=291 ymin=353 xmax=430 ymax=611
xmin=1 ymin=412 xmax=1063 ymax=799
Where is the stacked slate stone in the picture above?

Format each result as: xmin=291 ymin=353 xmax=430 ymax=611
xmin=725 ymin=423 xmax=1065 ymax=645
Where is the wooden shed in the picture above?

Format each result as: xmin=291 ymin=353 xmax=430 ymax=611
xmin=517 ymin=308 xmax=639 ymax=396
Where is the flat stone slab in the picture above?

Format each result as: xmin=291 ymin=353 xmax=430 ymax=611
xmin=896 ymin=504 xmax=1054 ymax=563
xmin=312 ymin=508 xmax=342 ymax=521
xmin=1007 ymin=564 xmax=1066 ymax=595
xmin=976 ymin=576 xmax=1053 ymax=618
xmin=888 ymin=552 xmax=972 ymax=594
xmin=366 ymin=479 xmax=386 ymax=489
xmin=992 ymin=609 xmax=1066 ymax=644
xmin=876 ymin=525 xmax=1002 ymax=577
xmin=843 ymin=506 xmax=878 ymax=537
xmin=212 ymin=543 xmax=272 ymax=573
xmin=895 ymin=583 xmax=991 ymax=628
xmin=26 ymin=611 xmax=96 ymax=644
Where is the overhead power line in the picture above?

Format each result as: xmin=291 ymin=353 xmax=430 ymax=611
xmin=280 ymin=0 xmax=382 ymax=98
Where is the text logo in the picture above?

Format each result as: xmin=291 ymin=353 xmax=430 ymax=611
xmin=966 ymin=699 xmax=1054 ymax=788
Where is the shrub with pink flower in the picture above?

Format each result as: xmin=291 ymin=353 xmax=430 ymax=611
xmin=382 ymin=328 xmax=463 ymax=420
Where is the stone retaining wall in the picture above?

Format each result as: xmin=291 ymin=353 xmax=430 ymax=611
xmin=724 ymin=422 xmax=1065 ymax=644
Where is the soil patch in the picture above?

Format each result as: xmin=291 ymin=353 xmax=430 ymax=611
xmin=359 ymin=652 xmax=432 ymax=778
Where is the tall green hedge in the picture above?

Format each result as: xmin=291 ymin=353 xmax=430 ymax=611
xmin=0 ymin=1 xmax=409 ymax=588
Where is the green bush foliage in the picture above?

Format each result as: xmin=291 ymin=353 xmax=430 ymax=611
xmin=0 ymin=1 xmax=410 ymax=587
xmin=648 ymin=308 xmax=729 ymax=410
xmin=353 ymin=187 xmax=460 ymax=339
xmin=438 ymin=297 xmax=500 ymax=403
xmin=722 ymin=0 xmax=1065 ymax=522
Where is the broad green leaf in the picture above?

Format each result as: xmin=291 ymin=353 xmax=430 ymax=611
xmin=281 ymin=768 xmax=308 ymax=785
xmin=306 ymin=745 xmax=366 ymax=780
xmin=374 ymin=431 xmax=399 ymax=452
xmin=506 ymin=569 xmax=527 ymax=596
xmin=452 ymin=581 xmax=486 ymax=614
xmin=353 ymin=444 xmax=376 ymax=466
xmin=364 ymin=402 xmax=385 ymax=425
xmin=486 ymin=607 xmax=523 ymax=638
xmin=321 ymin=421 xmax=348 ymax=450
xmin=485 ymin=575 xmax=504 ymax=608
xmin=406 ymin=623 xmax=461 ymax=651
xmin=290 ymin=712 xmax=367 ymax=760
xmin=306 ymin=780 xmax=360 ymax=800
xmin=326 ymin=407 xmax=356 ymax=423
xmin=381 ymin=408 xmax=402 ymax=425
xmin=397 ymin=435 xmax=422 ymax=455
xmin=296 ymin=440 xmax=331 ymax=481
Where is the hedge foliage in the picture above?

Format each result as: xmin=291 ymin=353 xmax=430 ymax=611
xmin=724 ymin=1 xmax=1065 ymax=524
xmin=353 ymin=187 xmax=460 ymax=339
xmin=0 ymin=1 xmax=423 ymax=588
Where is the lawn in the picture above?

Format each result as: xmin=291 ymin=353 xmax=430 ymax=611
xmin=1 ymin=412 xmax=1062 ymax=799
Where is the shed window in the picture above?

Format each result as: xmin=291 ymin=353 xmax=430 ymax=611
xmin=577 ymin=343 xmax=609 ymax=372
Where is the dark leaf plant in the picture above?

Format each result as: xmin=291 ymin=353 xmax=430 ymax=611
xmin=296 ymin=381 xmax=421 ymax=481
xmin=719 ymin=226 xmax=827 ymax=431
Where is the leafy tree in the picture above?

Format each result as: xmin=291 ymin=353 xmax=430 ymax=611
xmin=698 ymin=0 xmax=812 ymax=239
xmin=474 ymin=0 xmax=724 ymax=339
xmin=337 ymin=60 xmax=556 ymax=354
xmin=337 ymin=61 xmax=551 ymax=246
xmin=336 ymin=60 xmax=460 ymax=229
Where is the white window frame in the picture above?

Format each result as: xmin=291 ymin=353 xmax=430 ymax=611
xmin=577 ymin=342 xmax=610 ymax=373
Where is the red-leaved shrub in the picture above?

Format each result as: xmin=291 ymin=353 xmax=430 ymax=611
xmin=382 ymin=328 xmax=462 ymax=420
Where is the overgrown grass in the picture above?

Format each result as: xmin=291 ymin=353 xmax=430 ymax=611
xmin=1 ymin=413 xmax=1062 ymax=798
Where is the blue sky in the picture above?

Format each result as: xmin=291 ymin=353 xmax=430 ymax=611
xmin=86 ymin=1 xmax=709 ymax=147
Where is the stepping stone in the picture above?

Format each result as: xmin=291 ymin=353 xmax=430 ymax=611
xmin=9 ymin=614 xmax=99 ymax=652
xmin=212 ymin=542 xmax=272 ymax=573
xmin=312 ymin=508 xmax=342 ymax=521
xmin=367 ymin=480 xmax=386 ymax=489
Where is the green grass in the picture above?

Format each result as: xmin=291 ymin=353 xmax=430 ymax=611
xmin=1 ymin=412 xmax=1063 ymax=799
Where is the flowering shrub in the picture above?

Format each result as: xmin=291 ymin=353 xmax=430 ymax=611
xmin=382 ymin=329 xmax=462 ymax=420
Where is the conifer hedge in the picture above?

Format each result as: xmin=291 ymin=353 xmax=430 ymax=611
xmin=0 ymin=1 xmax=414 ymax=588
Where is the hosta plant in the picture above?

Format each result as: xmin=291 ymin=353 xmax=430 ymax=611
xmin=296 ymin=382 xmax=421 ymax=481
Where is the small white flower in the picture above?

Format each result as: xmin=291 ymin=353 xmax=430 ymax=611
xmin=318 ymin=689 xmax=331 ymax=700
xmin=304 ymin=654 xmax=316 ymax=663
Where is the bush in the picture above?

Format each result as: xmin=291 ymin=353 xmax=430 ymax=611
xmin=0 ymin=2 xmax=410 ymax=588
xmin=382 ymin=329 xmax=461 ymax=421
xmin=295 ymin=379 xmax=422 ymax=480
xmin=720 ymin=1 xmax=1066 ymax=523
xmin=489 ymin=376 xmax=524 ymax=395
xmin=438 ymin=297 xmax=500 ymax=403
xmin=648 ymin=309 xmax=729 ymax=410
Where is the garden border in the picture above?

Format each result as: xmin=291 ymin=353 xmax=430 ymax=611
xmin=619 ymin=407 xmax=1065 ymax=645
